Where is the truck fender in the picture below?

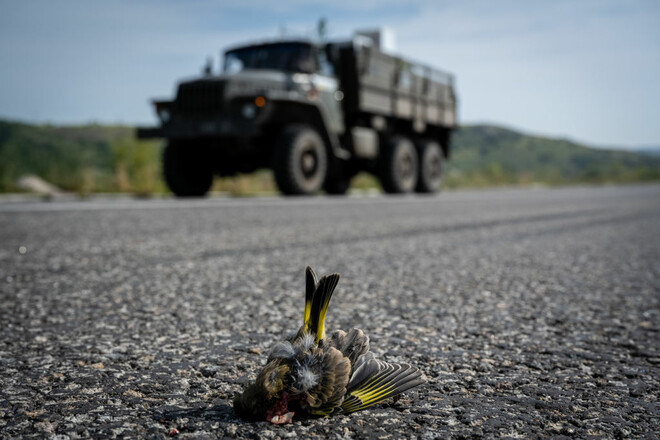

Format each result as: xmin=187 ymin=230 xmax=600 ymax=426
xmin=268 ymin=99 xmax=350 ymax=160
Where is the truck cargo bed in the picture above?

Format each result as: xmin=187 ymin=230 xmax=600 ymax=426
xmin=338 ymin=44 xmax=457 ymax=129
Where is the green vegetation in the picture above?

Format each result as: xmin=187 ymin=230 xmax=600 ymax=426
xmin=110 ymin=136 xmax=164 ymax=196
xmin=0 ymin=120 xmax=124 ymax=194
xmin=0 ymin=119 xmax=658 ymax=196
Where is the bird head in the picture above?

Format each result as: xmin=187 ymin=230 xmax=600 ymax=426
xmin=233 ymin=360 xmax=295 ymax=423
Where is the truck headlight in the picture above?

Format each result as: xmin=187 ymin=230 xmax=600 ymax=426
xmin=242 ymin=104 xmax=256 ymax=119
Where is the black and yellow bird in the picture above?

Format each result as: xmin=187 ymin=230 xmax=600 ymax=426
xmin=233 ymin=266 xmax=425 ymax=424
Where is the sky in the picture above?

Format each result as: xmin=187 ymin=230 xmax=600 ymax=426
xmin=1 ymin=0 xmax=659 ymax=149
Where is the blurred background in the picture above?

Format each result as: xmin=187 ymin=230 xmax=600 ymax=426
xmin=1 ymin=0 xmax=659 ymax=196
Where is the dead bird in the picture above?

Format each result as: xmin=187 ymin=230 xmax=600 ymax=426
xmin=233 ymin=266 xmax=425 ymax=424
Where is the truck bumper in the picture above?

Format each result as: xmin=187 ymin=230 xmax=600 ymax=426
xmin=136 ymin=118 xmax=260 ymax=139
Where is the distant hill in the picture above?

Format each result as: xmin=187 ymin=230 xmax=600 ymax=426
xmin=633 ymin=147 xmax=660 ymax=157
xmin=0 ymin=119 xmax=658 ymax=194
xmin=445 ymin=125 xmax=660 ymax=187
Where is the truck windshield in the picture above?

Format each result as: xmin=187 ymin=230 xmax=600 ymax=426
xmin=223 ymin=42 xmax=315 ymax=74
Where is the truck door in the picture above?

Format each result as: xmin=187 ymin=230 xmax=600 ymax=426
xmin=311 ymin=50 xmax=345 ymax=135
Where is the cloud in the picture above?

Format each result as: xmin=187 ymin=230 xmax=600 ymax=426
xmin=384 ymin=1 xmax=660 ymax=145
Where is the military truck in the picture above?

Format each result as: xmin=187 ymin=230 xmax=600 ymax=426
xmin=137 ymin=32 xmax=457 ymax=196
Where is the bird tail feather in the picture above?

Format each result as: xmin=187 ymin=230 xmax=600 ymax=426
xmin=301 ymin=267 xmax=340 ymax=342
xmin=303 ymin=266 xmax=317 ymax=327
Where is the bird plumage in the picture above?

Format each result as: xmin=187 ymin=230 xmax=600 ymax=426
xmin=233 ymin=266 xmax=425 ymax=424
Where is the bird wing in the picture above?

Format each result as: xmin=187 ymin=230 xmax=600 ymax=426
xmin=304 ymin=346 xmax=351 ymax=416
xmin=325 ymin=328 xmax=370 ymax=366
xmin=341 ymin=357 xmax=425 ymax=413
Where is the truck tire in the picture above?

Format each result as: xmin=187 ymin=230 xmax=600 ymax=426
xmin=273 ymin=125 xmax=328 ymax=195
xmin=416 ymin=140 xmax=443 ymax=193
xmin=163 ymin=141 xmax=213 ymax=197
xmin=380 ymin=136 xmax=419 ymax=194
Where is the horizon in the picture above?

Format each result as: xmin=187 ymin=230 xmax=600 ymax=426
xmin=1 ymin=0 xmax=659 ymax=150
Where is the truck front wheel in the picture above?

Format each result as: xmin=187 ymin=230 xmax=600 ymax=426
xmin=273 ymin=125 xmax=328 ymax=195
xmin=163 ymin=141 xmax=213 ymax=197
xmin=380 ymin=136 xmax=419 ymax=194
xmin=416 ymin=140 xmax=443 ymax=193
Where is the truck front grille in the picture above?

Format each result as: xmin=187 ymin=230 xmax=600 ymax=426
xmin=175 ymin=81 xmax=225 ymax=117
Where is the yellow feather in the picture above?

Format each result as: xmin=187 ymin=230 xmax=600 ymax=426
xmin=355 ymin=386 xmax=396 ymax=405
xmin=303 ymin=297 xmax=312 ymax=327
xmin=351 ymin=375 xmax=389 ymax=395
xmin=314 ymin=301 xmax=331 ymax=342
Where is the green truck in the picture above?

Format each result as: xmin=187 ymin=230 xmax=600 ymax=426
xmin=137 ymin=33 xmax=457 ymax=196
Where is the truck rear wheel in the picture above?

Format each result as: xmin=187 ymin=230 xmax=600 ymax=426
xmin=163 ymin=141 xmax=213 ymax=197
xmin=273 ymin=125 xmax=328 ymax=195
xmin=416 ymin=140 xmax=443 ymax=193
xmin=380 ymin=136 xmax=419 ymax=194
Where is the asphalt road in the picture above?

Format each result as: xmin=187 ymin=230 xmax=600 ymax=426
xmin=1 ymin=185 xmax=659 ymax=439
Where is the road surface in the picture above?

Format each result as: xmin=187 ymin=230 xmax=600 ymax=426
xmin=1 ymin=185 xmax=659 ymax=438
